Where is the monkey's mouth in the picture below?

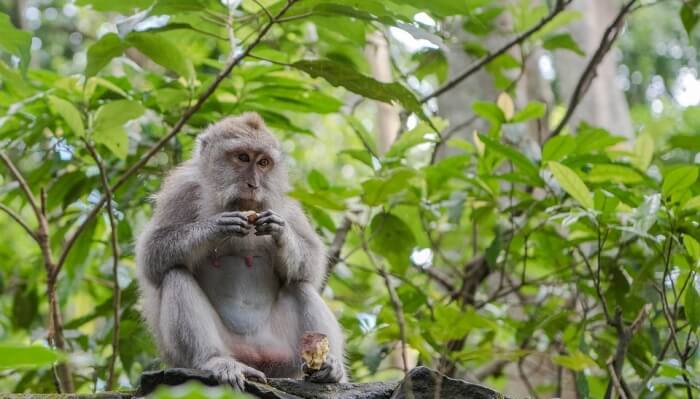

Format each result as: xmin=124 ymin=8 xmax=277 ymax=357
xmin=226 ymin=197 xmax=262 ymax=212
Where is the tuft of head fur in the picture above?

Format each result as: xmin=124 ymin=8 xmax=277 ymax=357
xmin=194 ymin=113 xmax=289 ymax=213
xmin=196 ymin=113 xmax=279 ymax=154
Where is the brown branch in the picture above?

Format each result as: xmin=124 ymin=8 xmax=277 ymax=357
xmin=547 ymin=0 xmax=638 ymax=141
xmin=54 ymin=0 xmax=299 ymax=280
xmin=420 ymin=0 xmax=573 ymax=104
xmin=0 ymin=203 xmax=38 ymax=242
xmin=321 ymin=216 xmax=352 ymax=291
xmin=83 ymin=141 xmax=121 ymax=391
xmin=0 ymin=150 xmax=72 ymax=392
xmin=0 ymin=151 xmax=42 ymax=225
xmin=362 ymin=233 xmax=410 ymax=374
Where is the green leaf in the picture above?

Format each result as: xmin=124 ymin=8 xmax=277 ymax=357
xmin=681 ymin=2 xmax=700 ymax=35
xmin=552 ymin=350 xmax=597 ymax=371
xmin=385 ymin=122 xmax=437 ymax=158
xmin=361 ymin=168 xmax=416 ymax=206
xmin=685 ymin=280 xmax=700 ymax=329
xmin=307 ymin=169 xmax=330 ymax=191
xmin=549 ymin=161 xmax=593 ymax=208
xmin=291 ymin=59 xmax=429 ymax=123
xmin=684 ymin=235 xmax=700 ymax=262
xmin=542 ymin=135 xmax=575 ymax=163
xmin=151 ymin=0 xmax=208 ymax=14
xmin=662 ymin=166 xmax=698 ymax=198
xmin=94 ymin=100 xmax=145 ymax=131
xmin=0 ymin=345 xmax=63 ymax=369
xmin=0 ymin=13 xmax=32 ymax=73
xmin=151 ymin=381 xmax=251 ymax=399
xmin=511 ymin=101 xmax=546 ymax=123
xmin=12 ymin=285 xmax=38 ymax=329
xmin=93 ymin=100 xmax=144 ymax=158
xmin=472 ymin=101 xmax=505 ymax=125
xmin=95 ymin=126 xmax=129 ymax=159
xmin=594 ymin=189 xmax=619 ymax=213
xmin=340 ymin=149 xmax=373 ymax=168
xmin=48 ymin=96 xmax=85 ymax=137
xmin=86 ymin=33 xmax=125 ymax=77
xmin=586 ymin=164 xmax=644 ymax=184
xmin=288 ymin=189 xmax=346 ymax=211
xmin=75 ymin=0 xmax=152 ymax=13
xmin=684 ymin=195 xmax=700 ymax=211
xmin=478 ymin=134 xmax=542 ymax=184
xmin=126 ymin=32 xmax=194 ymax=80
xmin=632 ymin=133 xmax=654 ymax=171
xmin=542 ymin=33 xmax=584 ymax=56
xmin=369 ymin=212 xmax=416 ymax=273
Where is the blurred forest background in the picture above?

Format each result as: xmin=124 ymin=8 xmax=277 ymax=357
xmin=0 ymin=0 xmax=700 ymax=398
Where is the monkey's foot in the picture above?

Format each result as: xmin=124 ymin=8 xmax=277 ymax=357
xmin=303 ymin=354 xmax=345 ymax=383
xmin=201 ymin=356 xmax=267 ymax=390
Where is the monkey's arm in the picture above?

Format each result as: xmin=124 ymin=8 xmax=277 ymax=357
xmin=256 ymin=204 xmax=326 ymax=288
xmin=137 ymin=181 xmax=251 ymax=286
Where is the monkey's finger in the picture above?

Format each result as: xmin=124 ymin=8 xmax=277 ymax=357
xmin=220 ymin=211 xmax=251 ymax=220
xmin=241 ymin=365 xmax=267 ymax=383
xmin=255 ymin=215 xmax=285 ymax=226
xmin=231 ymin=374 xmax=245 ymax=391
xmin=216 ymin=216 xmax=251 ymax=226
xmin=257 ymin=210 xmax=275 ymax=218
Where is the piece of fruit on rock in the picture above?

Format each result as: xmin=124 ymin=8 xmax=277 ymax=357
xmin=301 ymin=332 xmax=329 ymax=371
xmin=242 ymin=210 xmax=258 ymax=224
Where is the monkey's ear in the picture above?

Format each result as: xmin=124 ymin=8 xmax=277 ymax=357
xmin=240 ymin=112 xmax=265 ymax=130
xmin=198 ymin=135 xmax=209 ymax=153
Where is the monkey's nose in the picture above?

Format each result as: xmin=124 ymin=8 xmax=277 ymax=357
xmin=247 ymin=183 xmax=258 ymax=189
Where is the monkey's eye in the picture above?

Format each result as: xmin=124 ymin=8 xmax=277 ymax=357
xmin=238 ymin=153 xmax=250 ymax=162
xmin=258 ymin=158 xmax=270 ymax=168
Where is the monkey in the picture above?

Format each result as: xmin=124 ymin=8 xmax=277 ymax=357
xmin=135 ymin=113 xmax=346 ymax=389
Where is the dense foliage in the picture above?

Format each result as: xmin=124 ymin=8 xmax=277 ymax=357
xmin=0 ymin=0 xmax=699 ymax=398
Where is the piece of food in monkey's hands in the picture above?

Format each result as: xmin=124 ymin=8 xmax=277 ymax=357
xmin=301 ymin=332 xmax=329 ymax=371
xmin=242 ymin=210 xmax=258 ymax=224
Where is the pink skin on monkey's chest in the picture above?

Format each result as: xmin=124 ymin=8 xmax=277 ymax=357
xmin=211 ymin=255 xmax=255 ymax=268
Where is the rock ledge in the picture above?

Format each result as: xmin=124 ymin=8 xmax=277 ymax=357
xmin=137 ymin=366 xmax=506 ymax=398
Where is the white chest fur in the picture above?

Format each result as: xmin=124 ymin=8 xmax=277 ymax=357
xmin=197 ymin=254 xmax=280 ymax=335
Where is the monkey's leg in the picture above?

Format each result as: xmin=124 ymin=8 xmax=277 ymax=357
xmin=159 ymin=268 xmax=266 ymax=389
xmin=280 ymin=283 xmax=347 ymax=383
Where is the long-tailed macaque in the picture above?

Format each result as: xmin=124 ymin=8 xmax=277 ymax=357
xmin=136 ymin=113 xmax=346 ymax=389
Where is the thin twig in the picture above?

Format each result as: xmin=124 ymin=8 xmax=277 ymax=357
xmin=420 ymin=0 xmax=573 ymax=103
xmin=84 ymin=141 xmax=121 ymax=391
xmin=54 ymin=0 xmax=299 ymax=279
xmin=251 ymin=0 xmax=274 ymax=22
xmin=0 ymin=151 xmax=43 ymax=227
xmin=547 ymin=0 xmax=638 ymax=141
xmin=361 ymin=231 xmax=410 ymax=374
xmin=0 ymin=203 xmax=38 ymax=242
xmin=607 ymin=361 xmax=629 ymax=399
xmin=321 ymin=217 xmax=352 ymax=291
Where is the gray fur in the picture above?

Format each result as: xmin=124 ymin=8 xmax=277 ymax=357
xmin=136 ymin=113 xmax=346 ymax=388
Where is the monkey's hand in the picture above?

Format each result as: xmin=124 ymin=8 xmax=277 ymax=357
xmin=254 ymin=210 xmax=286 ymax=242
xmin=209 ymin=211 xmax=254 ymax=237
xmin=302 ymin=354 xmax=345 ymax=383
xmin=201 ymin=356 xmax=266 ymax=391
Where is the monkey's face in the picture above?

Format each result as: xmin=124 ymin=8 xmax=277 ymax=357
xmin=201 ymin=144 xmax=278 ymax=211
xmin=224 ymin=147 xmax=274 ymax=207
xmin=197 ymin=114 xmax=289 ymax=211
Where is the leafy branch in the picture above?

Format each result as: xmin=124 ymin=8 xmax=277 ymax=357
xmin=420 ymin=0 xmax=574 ymax=104
xmin=547 ymin=0 xmax=639 ymax=140
xmin=83 ymin=140 xmax=120 ymax=391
